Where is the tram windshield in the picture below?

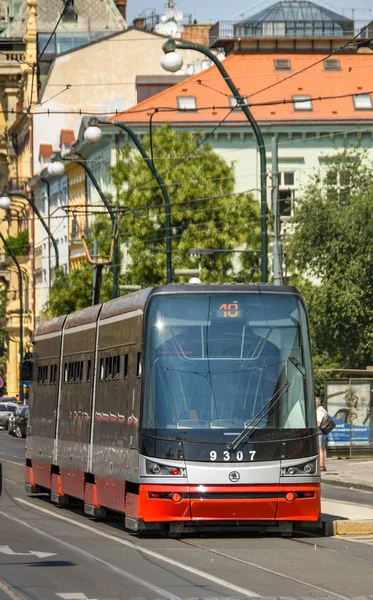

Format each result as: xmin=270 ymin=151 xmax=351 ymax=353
xmin=142 ymin=292 xmax=315 ymax=442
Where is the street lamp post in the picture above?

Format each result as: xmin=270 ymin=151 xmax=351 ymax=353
xmin=162 ymin=39 xmax=268 ymax=284
xmin=48 ymin=155 xmax=119 ymax=299
xmin=84 ymin=118 xmax=173 ymax=284
xmin=2 ymin=190 xmax=59 ymax=269
xmin=0 ymin=229 xmax=23 ymax=403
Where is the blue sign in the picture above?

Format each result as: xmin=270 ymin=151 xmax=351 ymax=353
xmin=0 ymin=378 xmax=3 ymax=388
xmin=328 ymin=420 xmax=370 ymax=445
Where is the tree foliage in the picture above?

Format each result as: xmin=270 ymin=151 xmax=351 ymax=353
xmin=110 ymin=123 xmax=260 ymax=287
xmin=45 ymin=125 xmax=261 ymax=317
xmin=288 ymin=147 xmax=373 ymax=372
xmin=4 ymin=230 xmax=29 ymax=257
xmin=45 ymin=265 xmax=112 ymax=318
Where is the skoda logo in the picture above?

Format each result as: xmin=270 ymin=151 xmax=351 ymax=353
xmin=229 ymin=471 xmax=240 ymax=482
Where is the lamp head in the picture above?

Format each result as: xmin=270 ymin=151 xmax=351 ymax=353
xmin=47 ymin=160 xmax=66 ymax=177
xmin=84 ymin=125 xmax=103 ymax=144
xmin=161 ymin=40 xmax=183 ymax=72
xmin=0 ymin=195 xmax=11 ymax=209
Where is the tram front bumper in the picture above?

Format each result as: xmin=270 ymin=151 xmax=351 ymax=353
xmin=132 ymin=483 xmax=320 ymax=525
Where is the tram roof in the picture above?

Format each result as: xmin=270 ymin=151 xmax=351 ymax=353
xmin=35 ymin=284 xmax=301 ymax=336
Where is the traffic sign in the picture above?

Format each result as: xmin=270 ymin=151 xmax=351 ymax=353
xmin=0 ymin=378 xmax=3 ymax=388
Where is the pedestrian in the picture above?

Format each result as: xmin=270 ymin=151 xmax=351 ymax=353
xmin=316 ymin=397 xmax=328 ymax=472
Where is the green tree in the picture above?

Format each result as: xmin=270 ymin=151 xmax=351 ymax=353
xmin=288 ymin=147 xmax=373 ymax=373
xmin=110 ymin=123 xmax=260 ymax=287
xmin=45 ymin=125 xmax=261 ymax=317
xmin=45 ymin=265 xmax=112 ymax=317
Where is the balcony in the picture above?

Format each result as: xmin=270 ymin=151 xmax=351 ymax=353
xmin=209 ymin=19 xmax=372 ymax=47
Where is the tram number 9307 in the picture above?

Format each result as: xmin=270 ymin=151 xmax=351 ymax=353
xmin=209 ymin=450 xmax=257 ymax=462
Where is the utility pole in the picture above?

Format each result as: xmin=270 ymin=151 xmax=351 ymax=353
xmin=272 ymin=136 xmax=283 ymax=285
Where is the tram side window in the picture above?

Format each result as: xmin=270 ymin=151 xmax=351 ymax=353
xmin=137 ymin=352 xmax=142 ymax=377
xmin=38 ymin=365 xmax=50 ymax=385
xmin=49 ymin=364 xmax=57 ymax=385
xmin=123 ymin=353 xmax=128 ymax=379
xmin=87 ymin=360 xmax=92 ymax=382
xmin=113 ymin=355 xmax=120 ymax=380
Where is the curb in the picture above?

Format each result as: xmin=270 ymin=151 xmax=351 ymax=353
xmin=298 ymin=517 xmax=373 ymax=536
xmin=322 ymin=477 xmax=373 ymax=493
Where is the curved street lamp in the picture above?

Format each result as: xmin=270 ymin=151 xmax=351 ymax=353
xmin=162 ymin=39 xmax=268 ymax=284
xmin=84 ymin=117 xmax=173 ymax=285
xmin=48 ymin=155 xmax=119 ymax=299
xmin=1 ymin=190 xmax=59 ymax=269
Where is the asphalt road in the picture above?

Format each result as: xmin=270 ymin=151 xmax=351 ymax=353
xmin=1 ymin=433 xmax=373 ymax=600
xmin=1 ymin=476 xmax=373 ymax=600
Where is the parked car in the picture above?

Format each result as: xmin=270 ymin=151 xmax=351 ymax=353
xmin=14 ymin=405 xmax=28 ymax=438
xmin=0 ymin=403 xmax=18 ymax=430
xmin=8 ymin=405 xmax=24 ymax=435
xmin=0 ymin=396 xmax=18 ymax=404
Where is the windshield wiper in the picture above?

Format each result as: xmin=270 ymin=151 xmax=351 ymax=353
xmin=228 ymin=381 xmax=291 ymax=453
xmin=288 ymin=356 xmax=305 ymax=378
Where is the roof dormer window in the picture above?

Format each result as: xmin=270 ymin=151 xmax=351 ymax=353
xmin=229 ymin=96 xmax=248 ymax=110
xmin=324 ymin=59 xmax=340 ymax=71
xmin=292 ymin=95 xmax=313 ymax=111
xmin=274 ymin=59 xmax=291 ymax=71
xmin=353 ymin=94 xmax=373 ymax=110
xmin=177 ymin=96 xmax=197 ymax=111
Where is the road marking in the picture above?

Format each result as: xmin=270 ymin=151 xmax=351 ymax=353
xmin=0 ymin=545 xmax=56 ymax=558
xmin=0 ymin=456 xmax=24 ymax=465
xmin=0 ymin=508 xmax=188 ymax=600
xmin=14 ymin=498 xmax=258 ymax=598
xmin=56 ymin=594 xmax=96 ymax=600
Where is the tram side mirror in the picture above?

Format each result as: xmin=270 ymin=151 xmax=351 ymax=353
xmin=21 ymin=360 xmax=33 ymax=382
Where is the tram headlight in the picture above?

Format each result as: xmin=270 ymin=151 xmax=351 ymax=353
xmin=145 ymin=460 xmax=186 ymax=477
xmin=281 ymin=459 xmax=317 ymax=477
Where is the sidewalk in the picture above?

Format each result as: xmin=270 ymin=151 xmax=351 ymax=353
xmin=323 ymin=457 xmax=373 ymax=492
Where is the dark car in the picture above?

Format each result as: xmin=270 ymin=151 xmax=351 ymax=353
xmin=14 ymin=406 xmax=28 ymax=438
xmin=0 ymin=396 xmax=18 ymax=403
xmin=8 ymin=405 xmax=25 ymax=435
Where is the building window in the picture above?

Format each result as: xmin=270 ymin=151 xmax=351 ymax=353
xmin=274 ymin=59 xmax=291 ymax=71
xmin=177 ymin=96 xmax=197 ymax=111
xmin=278 ymin=171 xmax=296 ymax=217
xmin=353 ymin=94 xmax=373 ymax=110
xmin=229 ymin=96 xmax=248 ymax=110
xmin=292 ymin=95 xmax=313 ymax=111
xmin=123 ymin=354 xmax=128 ymax=379
xmin=324 ymin=59 xmax=340 ymax=71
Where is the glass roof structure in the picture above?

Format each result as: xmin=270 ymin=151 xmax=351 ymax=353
xmin=234 ymin=0 xmax=354 ymax=38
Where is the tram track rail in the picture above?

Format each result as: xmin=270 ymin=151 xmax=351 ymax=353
xmin=177 ymin=536 xmax=371 ymax=600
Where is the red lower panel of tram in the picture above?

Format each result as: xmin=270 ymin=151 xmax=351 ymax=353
xmin=27 ymin=460 xmax=320 ymax=523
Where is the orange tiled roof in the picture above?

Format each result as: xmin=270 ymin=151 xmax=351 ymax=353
xmin=39 ymin=143 xmax=53 ymax=159
xmin=60 ymin=129 xmax=75 ymax=145
xmin=110 ymin=53 xmax=373 ymax=124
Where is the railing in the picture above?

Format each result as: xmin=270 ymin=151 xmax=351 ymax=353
xmin=209 ymin=19 xmax=372 ymax=45
xmin=6 ymin=178 xmax=30 ymax=192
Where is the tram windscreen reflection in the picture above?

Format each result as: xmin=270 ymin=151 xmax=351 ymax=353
xmin=142 ymin=293 xmax=315 ymax=441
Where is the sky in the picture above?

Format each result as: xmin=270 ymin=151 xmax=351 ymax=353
xmin=126 ymin=0 xmax=373 ymax=25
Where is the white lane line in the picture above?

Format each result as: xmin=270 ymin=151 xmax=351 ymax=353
xmin=56 ymin=594 xmax=96 ymax=600
xmin=0 ymin=509 xmax=181 ymax=600
xmin=14 ymin=498 xmax=258 ymax=598
xmin=0 ymin=456 xmax=24 ymax=466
